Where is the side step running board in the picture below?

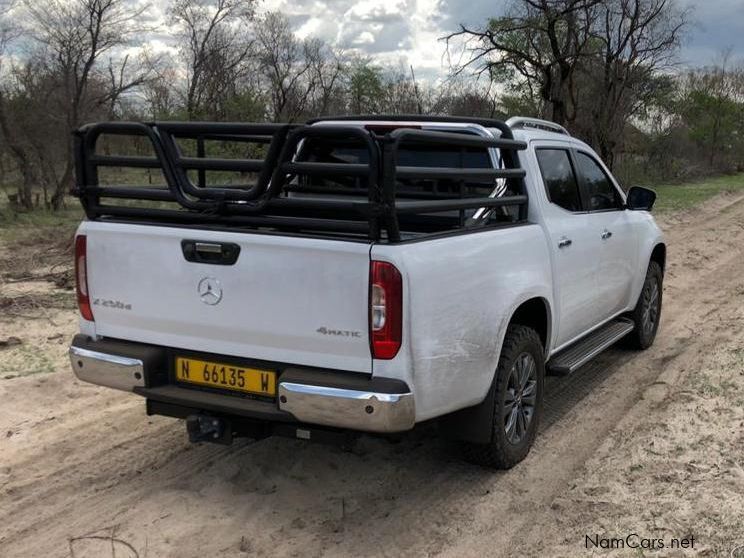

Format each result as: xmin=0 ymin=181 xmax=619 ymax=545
xmin=548 ymin=317 xmax=634 ymax=375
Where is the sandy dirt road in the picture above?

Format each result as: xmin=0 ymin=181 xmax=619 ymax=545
xmin=1 ymin=194 xmax=743 ymax=558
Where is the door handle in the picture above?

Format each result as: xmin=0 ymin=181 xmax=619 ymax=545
xmin=601 ymin=229 xmax=613 ymax=240
xmin=182 ymin=239 xmax=240 ymax=265
xmin=558 ymin=237 xmax=572 ymax=249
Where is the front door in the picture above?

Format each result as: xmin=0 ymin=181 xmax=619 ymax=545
xmin=573 ymin=150 xmax=638 ymax=320
xmin=534 ymin=147 xmax=602 ymax=347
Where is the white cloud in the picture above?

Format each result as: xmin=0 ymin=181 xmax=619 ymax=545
xmin=353 ymin=31 xmax=376 ymax=45
xmin=126 ymin=0 xmax=744 ymax=80
xmin=264 ymin=0 xmax=450 ymax=80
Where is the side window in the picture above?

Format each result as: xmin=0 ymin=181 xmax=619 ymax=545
xmin=536 ymin=149 xmax=582 ymax=212
xmin=575 ymin=152 xmax=623 ymax=211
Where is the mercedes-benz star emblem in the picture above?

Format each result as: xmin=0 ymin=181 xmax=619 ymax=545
xmin=198 ymin=277 xmax=223 ymax=305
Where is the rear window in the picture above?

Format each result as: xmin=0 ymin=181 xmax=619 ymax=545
xmin=296 ymin=136 xmax=494 ymax=198
xmin=396 ymin=144 xmax=491 ymax=168
xmin=293 ymin=134 xmax=524 ymax=230
xmin=300 ymin=140 xmax=492 ymax=168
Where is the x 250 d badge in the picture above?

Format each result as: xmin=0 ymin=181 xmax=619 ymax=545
xmin=92 ymin=298 xmax=131 ymax=310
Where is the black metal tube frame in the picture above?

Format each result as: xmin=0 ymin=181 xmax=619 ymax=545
xmin=73 ymin=117 xmax=529 ymax=242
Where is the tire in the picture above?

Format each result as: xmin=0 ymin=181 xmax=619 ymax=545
xmin=625 ymin=261 xmax=663 ymax=350
xmin=462 ymin=325 xmax=545 ymax=469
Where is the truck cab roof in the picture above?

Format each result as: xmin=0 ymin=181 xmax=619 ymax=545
xmin=311 ymin=114 xmax=591 ymax=152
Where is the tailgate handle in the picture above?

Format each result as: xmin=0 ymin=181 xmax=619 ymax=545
xmin=181 ymin=240 xmax=240 ymax=265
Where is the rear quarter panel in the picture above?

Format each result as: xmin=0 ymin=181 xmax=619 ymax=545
xmin=371 ymin=224 xmax=553 ymax=421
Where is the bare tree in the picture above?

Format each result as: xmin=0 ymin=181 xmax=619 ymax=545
xmin=0 ymin=0 xmax=152 ymax=209
xmin=255 ymin=12 xmax=319 ymax=122
xmin=170 ymin=0 xmax=256 ymax=119
xmin=102 ymin=54 xmax=155 ymax=119
xmin=583 ymin=0 xmax=689 ymax=167
xmin=380 ymin=68 xmax=424 ymax=114
xmin=445 ymin=0 xmax=603 ymax=125
xmin=0 ymin=0 xmax=49 ymax=209
xmin=445 ymin=0 xmax=688 ymax=167
xmin=439 ymin=79 xmax=502 ymax=118
xmin=140 ymin=51 xmax=181 ymax=119
xmin=304 ymin=38 xmax=345 ymax=117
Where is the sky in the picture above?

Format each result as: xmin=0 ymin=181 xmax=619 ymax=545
xmin=255 ymin=0 xmax=744 ymax=81
xmin=85 ymin=0 xmax=744 ymax=84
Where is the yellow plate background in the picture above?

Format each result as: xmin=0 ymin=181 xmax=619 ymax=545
xmin=175 ymin=357 xmax=276 ymax=396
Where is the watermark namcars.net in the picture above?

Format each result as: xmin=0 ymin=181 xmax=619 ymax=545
xmin=585 ymin=533 xmax=696 ymax=551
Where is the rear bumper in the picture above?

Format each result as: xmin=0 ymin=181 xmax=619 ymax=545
xmin=70 ymin=345 xmax=146 ymax=391
xmin=278 ymin=382 xmax=414 ymax=433
xmin=69 ymin=335 xmax=415 ymax=433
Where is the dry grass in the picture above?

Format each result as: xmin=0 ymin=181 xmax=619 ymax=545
xmin=2 ymin=228 xmax=74 ymax=285
xmin=0 ymin=205 xmax=78 ymax=322
xmin=0 ymin=290 xmax=76 ymax=319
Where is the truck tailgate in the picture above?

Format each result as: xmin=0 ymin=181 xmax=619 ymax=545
xmin=80 ymin=221 xmax=373 ymax=373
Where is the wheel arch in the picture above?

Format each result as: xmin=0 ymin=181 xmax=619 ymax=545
xmin=439 ymin=295 xmax=551 ymax=445
xmin=508 ymin=296 xmax=552 ymax=358
xmin=650 ymin=242 xmax=666 ymax=275
xmin=629 ymin=232 xmax=666 ymax=309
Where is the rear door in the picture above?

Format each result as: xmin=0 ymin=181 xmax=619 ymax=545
xmin=573 ymin=150 xmax=638 ymax=319
xmin=534 ymin=146 xmax=601 ymax=347
xmin=81 ymin=221 xmax=373 ymax=373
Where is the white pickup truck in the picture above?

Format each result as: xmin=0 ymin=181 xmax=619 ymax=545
xmin=69 ymin=115 xmax=664 ymax=468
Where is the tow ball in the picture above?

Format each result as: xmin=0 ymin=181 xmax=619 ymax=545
xmin=186 ymin=415 xmax=233 ymax=445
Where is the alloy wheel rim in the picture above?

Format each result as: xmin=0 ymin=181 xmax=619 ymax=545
xmin=642 ymin=278 xmax=660 ymax=336
xmin=503 ymin=352 xmax=537 ymax=444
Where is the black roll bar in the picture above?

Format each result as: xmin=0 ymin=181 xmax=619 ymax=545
xmin=73 ymin=116 xmax=530 ymax=242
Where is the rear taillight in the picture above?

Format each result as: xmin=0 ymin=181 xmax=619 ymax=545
xmin=369 ymin=260 xmax=402 ymax=359
xmin=74 ymin=235 xmax=94 ymax=321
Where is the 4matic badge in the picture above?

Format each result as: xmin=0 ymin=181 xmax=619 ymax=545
xmin=316 ymin=327 xmax=362 ymax=338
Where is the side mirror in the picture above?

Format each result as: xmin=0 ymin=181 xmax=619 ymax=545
xmin=626 ymin=186 xmax=656 ymax=211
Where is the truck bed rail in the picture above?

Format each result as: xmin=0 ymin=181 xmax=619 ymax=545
xmin=74 ymin=116 xmax=528 ymax=242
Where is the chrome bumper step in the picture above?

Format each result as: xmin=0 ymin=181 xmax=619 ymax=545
xmin=548 ymin=317 xmax=634 ymax=374
xmin=70 ymin=346 xmax=145 ymax=391
xmin=70 ymin=339 xmax=415 ymax=434
xmin=278 ymin=382 xmax=414 ymax=433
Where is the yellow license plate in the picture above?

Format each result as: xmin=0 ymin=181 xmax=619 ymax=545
xmin=175 ymin=357 xmax=276 ymax=397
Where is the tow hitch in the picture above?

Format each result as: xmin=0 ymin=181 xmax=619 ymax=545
xmin=186 ymin=415 xmax=233 ymax=445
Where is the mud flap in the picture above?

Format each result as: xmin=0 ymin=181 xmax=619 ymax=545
xmin=438 ymin=382 xmax=496 ymax=444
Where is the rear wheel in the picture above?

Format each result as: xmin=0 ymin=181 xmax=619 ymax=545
xmin=462 ymin=325 xmax=544 ymax=469
xmin=626 ymin=261 xmax=663 ymax=350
